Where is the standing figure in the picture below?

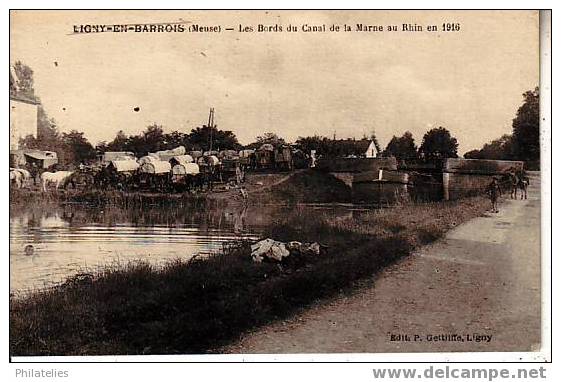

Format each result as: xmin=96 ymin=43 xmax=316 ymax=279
xmin=486 ymin=177 xmax=502 ymax=213
xmin=508 ymin=170 xmax=520 ymax=200
xmin=28 ymin=162 xmax=39 ymax=186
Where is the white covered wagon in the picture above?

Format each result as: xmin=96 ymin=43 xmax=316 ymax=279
xmin=171 ymin=161 xmax=199 ymax=176
xmin=170 ymin=156 xmax=200 ymax=192
xmin=138 ymin=153 xmax=160 ymax=165
xmin=108 ymin=159 xmax=140 ymax=173
xmin=102 ymin=160 xmax=140 ymax=191
xmin=153 ymin=146 xmax=186 ymax=162
xmin=136 ymin=160 xmax=171 ymax=191
xmin=139 ymin=160 xmax=171 ymax=174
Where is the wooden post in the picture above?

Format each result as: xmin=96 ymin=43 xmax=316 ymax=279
xmin=443 ymin=172 xmax=450 ymax=201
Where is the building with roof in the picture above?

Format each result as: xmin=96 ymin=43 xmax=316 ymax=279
xmin=329 ymin=138 xmax=379 ymax=158
xmin=10 ymin=65 xmax=39 ymax=150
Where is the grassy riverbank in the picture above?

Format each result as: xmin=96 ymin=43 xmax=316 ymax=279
xmin=9 ymin=188 xmax=210 ymax=208
xmin=10 ymin=196 xmax=488 ymax=356
xmin=9 ymin=170 xmax=352 ymax=208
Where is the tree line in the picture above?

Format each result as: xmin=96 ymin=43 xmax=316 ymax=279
xmin=13 ymin=61 xmax=539 ymax=166
xmin=464 ymin=87 xmax=540 ymax=166
xmin=96 ymin=124 xmax=241 ymax=158
xmin=296 ymin=127 xmax=458 ymax=160
xmin=372 ymin=87 xmax=539 ymax=166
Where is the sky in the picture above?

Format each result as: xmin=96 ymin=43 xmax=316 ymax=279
xmin=10 ymin=10 xmax=539 ymax=154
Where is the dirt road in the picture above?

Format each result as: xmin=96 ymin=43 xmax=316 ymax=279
xmin=225 ymin=173 xmax=541 ymax=353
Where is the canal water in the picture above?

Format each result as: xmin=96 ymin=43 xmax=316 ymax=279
xmin=10 ymin=201 xmax=361 ymax=293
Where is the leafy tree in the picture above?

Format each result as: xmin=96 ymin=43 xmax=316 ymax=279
xmin=12 ymin=61 xmax=36 ymax=100
xmin=165 ymin=130 xmax=190 ymax=150
xmin=61 ymin=130 xmax=96 ymax=163
xmin=98 ymin=124 xmax=239 ymax=157
xmin=296 ymin=135 xmax=381 ymax=158
xmin=511 ymin=87 xmax=539 ymax=162
xmin=464 ymin=134 xmax=514 ymax=160
xmin=18 ymin=134 xmax=37 ymax=149
xmin=418 ymin=127 xmax=459 ymax=160
xmin=95 ymin=141 xmax=108 ymax=155
xmin=143 ymin=124 xmax=165 ymax=149
xmin=383 ymin=131 xmax=418 ymax=160
xmin=465 ymin=88 xmax=539 ymax=165
xmin=295 ymin=135 xmax=330 ymax=155
xmin=247 ymin=132 xmax=286 ymax=149
xmin=326 ymin=138 xmax=371 ymax=158
xmin=20 ymin=122 xmax=96 ymax=165
xmin=188 ymin=125 xmax=241 ymax=151
xmin=123 ymin=124 xmax=167 ymax=156
xmin=106 ymin=130 xmax=129 ymax=152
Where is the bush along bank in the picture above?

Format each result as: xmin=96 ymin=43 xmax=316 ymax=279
xmin=10 ymin=196 xmax=488 ymax=356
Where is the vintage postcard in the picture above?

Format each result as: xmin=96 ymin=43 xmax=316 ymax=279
xmin=8 ymin=10 xmax=549 ymax=362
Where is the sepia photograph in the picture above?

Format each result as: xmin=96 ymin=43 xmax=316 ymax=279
xmin=8 ymin=9 xmax=549 ymax=362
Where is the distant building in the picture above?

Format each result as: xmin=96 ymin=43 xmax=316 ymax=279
xmin=10 ymin=65 xmax=39 ymax=150
xmin=331 ymin=139 xmax=378 ymax=158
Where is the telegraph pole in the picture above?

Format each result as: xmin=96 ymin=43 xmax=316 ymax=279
xmin=207 ymin=107 xmax=215 ymax=152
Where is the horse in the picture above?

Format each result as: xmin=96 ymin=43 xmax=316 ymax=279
xmin=517 ymin=173 xmax=530 ymax=200
xmin=10 ymin=169 xmax=22 ymax=189
xmin=171 ymin=173 xmax=199 ymax=193
xmin=195 ymin=163 xmax=214 ymax=191
xmin=502 ymin=169 xmax=530 ymax=200
xmin=504 ymin=170 xmax=520 ymax=200
xmin=41 ymin=171 xmax=74 ymax=192
xmin=68 ymin=168 xmax=95 ymax=190
xmin=13 ymin=168 xmax=32 ymax=188
xmin=191 ymin=172 xmax=206 ymax=192
xmin=93 ymin=165 xmax=112 ymax=190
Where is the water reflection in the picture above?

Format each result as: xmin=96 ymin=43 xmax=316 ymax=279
xmin=10 ymin=202 xmax=262 ymax=293
xmin=10 ymin=202 xmax=365 ymax=293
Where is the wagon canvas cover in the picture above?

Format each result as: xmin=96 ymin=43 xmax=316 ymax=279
xmin=140 ymin=161 xmax=172 ymax=174
xmin=109 ymin=160 xmax=140 ymax=173
xmin=172 ymin=162 xmax=200 ymax=175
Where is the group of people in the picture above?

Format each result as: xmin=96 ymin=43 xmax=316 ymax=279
xmin=486 ymin=170 xmax=530 ymax=213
